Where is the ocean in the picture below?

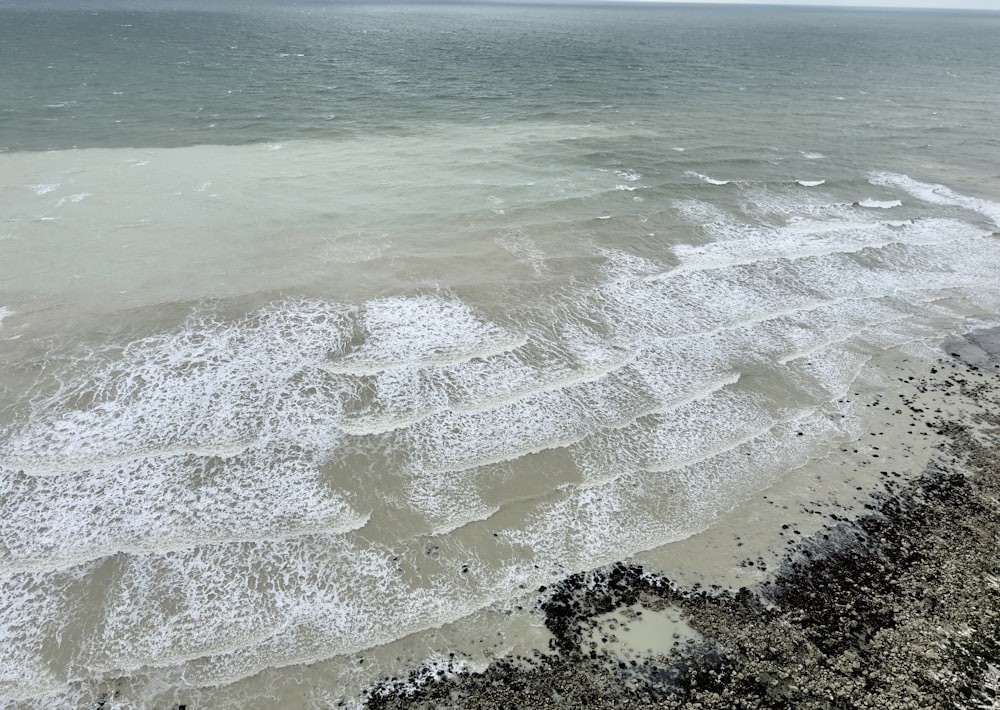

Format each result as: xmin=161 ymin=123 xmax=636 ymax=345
xmin=1 ymin=2 xmax=999 ymax=707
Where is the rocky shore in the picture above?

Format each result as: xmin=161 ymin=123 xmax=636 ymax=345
xmin=364 ymin=332 xmax=1000 ymax=710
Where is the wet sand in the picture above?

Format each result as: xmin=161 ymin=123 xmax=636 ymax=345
xmin=363 ymin=328 xmax=1000 ymax=709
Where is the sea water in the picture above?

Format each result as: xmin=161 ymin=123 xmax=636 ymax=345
xmin=1 ymin=3 xmax=999 ymax=707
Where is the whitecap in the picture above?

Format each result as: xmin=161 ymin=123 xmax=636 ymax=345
xmin=796 ymin=180 xmax=825 ymax=187
xmin=687 ymin=171 xmax=730 ymax=186
xmin=869 ymin=171 xmax=1000 ymax=227
xmin=858 ymin=199 xmax=902 ymax=209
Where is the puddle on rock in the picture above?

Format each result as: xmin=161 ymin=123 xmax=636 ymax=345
xmin=580 ymin=602 xmax=702 ymax=662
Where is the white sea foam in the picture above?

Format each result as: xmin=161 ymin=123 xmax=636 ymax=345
xmin=782 ymin=343 xmax=873 ymax=400
xmin=445 ymin=333 xmax=638 ymax=416
xmin=869 ymin=171 xmax=1000 ymax=226
xmin=796 ymin=180 xmax=826 ymax=187
xmin=639 ymin=409 xmax=817 ymax=474
xmin=0 ymin=300 xmax=382 ymax=574
xmin=672 ymin=198 xmax=734 ymax=227
xmin=687 ymin=171 xmax=731 ymax=186
xmin=0 ymin=306 xmax=11 ymax=327
xmin=30 ymin=183 xmax=60 ymax=195
xmin=0 ymin=568 xmax=91 ymax=703
xmin=1 ymin=300 xmax=357 ymax=473
xmin=858 ymin=198 xmax=902 ymax=209
xmin=398 ymin=390 xmax=590 ymax=474
xmin=500 ymin=407 xmax=849 ymax=585
xmin=4 ymin=164 xmax=1000 ymax=705
xmin=709 ymin=186 xmax=856 ymax=230
xmin=0 ymin=452 xmax=369 ymax=574
xmin=404 ymin=464 xmax=502 ymax=536
xmin=82 ymin=534 xmax=520 ymax=687
xmin=573 ymin=387 xmax=774 ymax=476
xmin=614 ymin=170 xmax=641 ymax=182
xmin=657 ymin=216 xmax=980 ymax=275
xmin=331 ymin=337 xmax=633 ymax=437
xmin=321 ymin=295 xmax=525 ymax=376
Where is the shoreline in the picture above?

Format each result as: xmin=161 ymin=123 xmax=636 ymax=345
xmin=363 ymin=329 xmax=1000 ymax=709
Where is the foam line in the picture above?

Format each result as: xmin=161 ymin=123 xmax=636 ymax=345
xmin=4 ymin=171 xmax=1000 ymax=704
xmin=870 ymin=171 xmax=1000 ymax=226
xmin=639 ymin=413 xmax=815 ymax=474
xmin=321 ymin=295 xmax=526 ymax=376
xmin=161 ymin=402 xmax=857 ymax=688
xmin=80 ymin=534 xmax=530 ymax=686
xmin=781 ymin=345 xmax=874 ymax=401
xmin=333 ymin=334 xmax=638 ymax=436
xmin=649 ymin=218 xmax=984 ymax=279
xmin=775 ymin=314 xmax=911 ymax=365
xmin=320 ymin=333 xmax=528 ymax=377
xmin=398 ymin=395 xmax=591 ymax=475
xmin=1 ymin=300 xmax=357 ymax=473
xmin=499 ymin=410 xmax=852 ymax=594
xmin=446 ymin=337 xmax=638 ymax=416
xmin=0 ymin=451 xmax=369 ymax=574
xmin=572 ymin=386 xmax=773 ymax=476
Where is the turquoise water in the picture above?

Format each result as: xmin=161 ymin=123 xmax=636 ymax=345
xmin=1 ymin=4 xmax=1000 ymax=707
